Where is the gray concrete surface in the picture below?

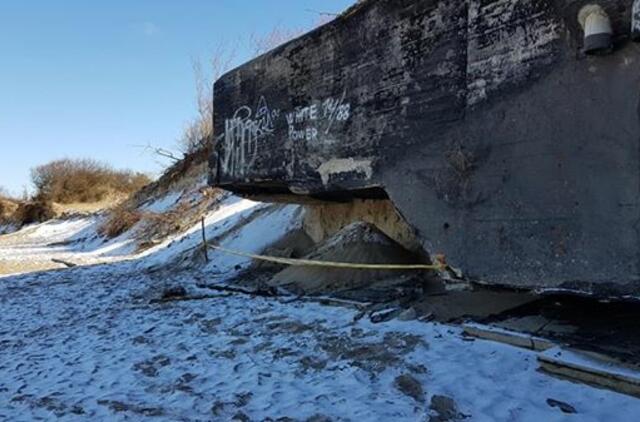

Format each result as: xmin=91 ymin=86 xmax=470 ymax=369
xmin=209 ymin=0 xmax=640 ymax=296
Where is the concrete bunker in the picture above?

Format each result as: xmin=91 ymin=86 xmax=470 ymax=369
xmin=210 ymin=0 xmax=640 ymax=298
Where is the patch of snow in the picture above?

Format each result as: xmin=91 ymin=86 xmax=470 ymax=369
xmin=142 ymin=191 xmax=183 ymax=213
xmin=1 ymin=195 xmax=640 ymax=420
xmin=19 ymin=217 xmax=98 ymax=245
xmin=0 ymin=223 xmax=17 ymax=235
xmin=1 ymin=195 xmax=300 ymax=274
xmin=134 ymin=196 xmax=301 ymax=278
xmin=1 ymin=263 xmax=640 ymax=420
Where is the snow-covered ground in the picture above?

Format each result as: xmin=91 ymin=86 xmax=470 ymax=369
xmin=1 ymin=197 xmax=640 ymax=421
xmin=0 ymin=195 xmax=300 ymax=275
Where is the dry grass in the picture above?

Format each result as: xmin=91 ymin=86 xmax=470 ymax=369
xmin=0 ymin=197 xmax=19 ymax=222
xmin=98 ymin=152 xmax=209 ymax=241
xmin=98 ymin=205 xmax=143 ymax=239
xmin=0 ymin=159 xmax=152 ymax=229
xmin=1 ymin=194 xmax=130 ymax=231
xmin=131 ymin=151 xmax=208 ymax=206
xmin=52 ymin=193 xmax=129 ymax=216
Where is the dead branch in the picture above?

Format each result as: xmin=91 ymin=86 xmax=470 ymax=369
xmin=195 ymin=283 xmax=279 ymax=298
xmin=305 ymin=8 xmax=340 ymax=17
xmin=150 ymin=293 xmax=233 ymax=304
xmin=152 ymin=147 xmax=181 ymax=162
xmin=133 ymin=143 xmax=182 ymax=163
xmin=52 ymin=258 xmax=77 ymax=268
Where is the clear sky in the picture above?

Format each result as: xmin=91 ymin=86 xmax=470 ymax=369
xmin=0 ymin=0 xmax=353 ymax=196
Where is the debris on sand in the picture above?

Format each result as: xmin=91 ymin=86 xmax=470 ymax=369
xmin=546 ymin=398 xmax=577 ymax=414
xmin=429 ymin=395 xmax=468 ymax=421
xmin=268 ymin=222 xmax=429 ymax=295
xmin=394 ymin=374 xmax=425 ymax=403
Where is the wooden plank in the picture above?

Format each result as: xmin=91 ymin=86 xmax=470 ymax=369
xmin=463 ymin=322 xmax=555 ymax=351
xmin=538 ymin=347 xmax=640 ymax=398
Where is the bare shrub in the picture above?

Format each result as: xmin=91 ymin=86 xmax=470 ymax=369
xmin=99 ymin=200 xmax=192 ymax=242
xmin=0 ymin=200 xmax=7 ymax=223
xmin=178 ymin=21 xmax=329 ymax=156
xmin=177 ymin=45 xmax=236 ymax=155
xmin=13 ymin=199 xmax=56 ymax=226
xmin=31 ymin=158 xmax=151 ymax=204
xmin=249 ymin=25 xmax=306 ymax=57
xmin=98 ymin=205 xmax=142 ymax=239
xmin=0 ymin=195 xmax=7 ymax=217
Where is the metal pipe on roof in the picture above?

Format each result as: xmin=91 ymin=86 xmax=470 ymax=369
xmin=578 ymin=5 xmax=613 ymax=54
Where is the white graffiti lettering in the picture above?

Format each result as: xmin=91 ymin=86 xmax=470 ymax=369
xmin=288 ymin=126 xmax=319 ymax=142
xmin=218 ymin=91 xmax=352 ymax=176
xmin=221 ymin=96 xmax=279 ymax=176
xmin=286 ymin=90 xmax=351 ymax=141
xmin=285 ymin=104 xmax=318 ymax=126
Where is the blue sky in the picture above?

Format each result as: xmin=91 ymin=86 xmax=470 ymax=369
xmin=0 ymin=0 xmax=353 ymax=195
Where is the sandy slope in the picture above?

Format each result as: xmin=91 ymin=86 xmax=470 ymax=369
xmin=1 ymin=197 xmax=640 ymax=421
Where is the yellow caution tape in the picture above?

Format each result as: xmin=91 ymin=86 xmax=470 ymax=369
xmin=207 ymin=243 xmax=447 ymax=271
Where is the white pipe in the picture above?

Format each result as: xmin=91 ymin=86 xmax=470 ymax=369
xmin=578 ymin=5 xmax=613 ymax=54
xmin=633 ymin=0 xmax=640 ymax=42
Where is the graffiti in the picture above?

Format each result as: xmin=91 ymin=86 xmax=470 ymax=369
xmin=321 ymin=91 xmax=351 ymax=134
xmin=286 ymin=90 xmax=351 ymax=141
xmin=220 ymin=91 xmax=352 ymax=175
xmin=221 ymin=96 xmax=279 ymax=176
xmin=285 ymin=104 xmax=319 ymax=125
xmin=286 ymin=103 xmax=320 ymax=142
xmin=289 ymin=126 xmax=319 ymax=142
